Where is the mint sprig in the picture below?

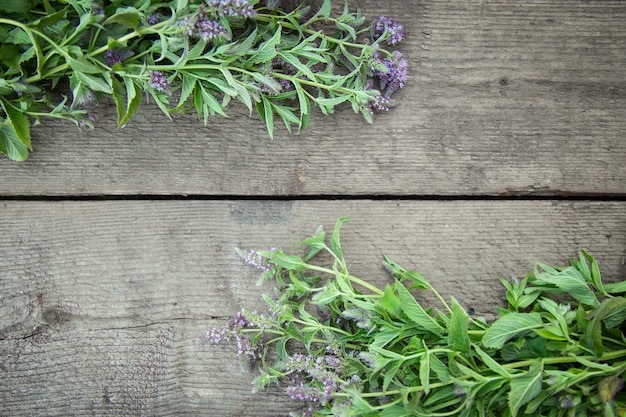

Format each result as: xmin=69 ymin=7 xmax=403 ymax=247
xmin=0 ymin=0 xmax=407 ymax=161
xmin=208 ymin=218 xmax=626 ymax=417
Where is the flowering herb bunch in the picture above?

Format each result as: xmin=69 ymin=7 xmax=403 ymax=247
xmin=207 ymin=218 xmax=626 ymax=417
xmin=0 ymin=0 xmax=407 ymax=161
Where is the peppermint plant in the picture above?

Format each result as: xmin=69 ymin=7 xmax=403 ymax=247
xmin=208 ymin=218 xmax=626 ymax=417
xmin=0 ymin=0 xmax=408 ymax=161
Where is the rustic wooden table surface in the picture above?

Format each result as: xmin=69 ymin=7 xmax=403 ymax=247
xmin=1 ymin=1 xmax=625 ymax=416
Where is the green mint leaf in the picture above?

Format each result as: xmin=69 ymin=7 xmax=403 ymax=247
xmin=312 ymin=0 xmax=332 ymax=19
xmin=0 ymin=98 xmax=31 ymax=150
xmin=278 ymin=50 xmax=316 ymax=81
xmin=377 ymin=285 xmax=402 ymax=316
xmin=271 ymin=252 xmax=305 ymax=270
xmin=104 ymin=7 xmax=140 ymax=29
xmin=448 ymin=297 xmax=470 ymax=355
xmin=246 ymin=27 xmax=280 ymax=64
xmin=419 ymin=352 xmax=431 ymax=394
xmin=473 ymin=344 xmax=511 ymax=379
xmin=259 ymin=95 xmax=274 ymax=139
xmin=273 ymin=103 xmax=299 ymax=133
xmin=584 ymin=297 xmax=626 ymax=356
xmin=74 ymin=72 xmax=112 ymax=94
xmin=330 ymin=217 xmax=350 ymax=261
xmin=396 ymin=283 xmax=444 ymax=334
xmin=120 ymin=78 xmax=141 ymax=127
xmin=111 ymin=76 xmax=126 ymax=123
xmin=604 ymin=281 xmax=626 ymax=294
xmin=482 ymin=312 xmax=543 ymax=349
xmin=533 ymin=262 xmax=599 ymax=307
xmin=0 ymin=0 xmax=35 ymax=13
xmin=0 ymin=122 xmax=29 ymax=161
xmin=508 ymin=362 xmax=543 ymax=417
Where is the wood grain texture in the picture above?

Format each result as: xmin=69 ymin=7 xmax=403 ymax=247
xmin=1 ymin=200 xmax=625 ymax=416
xmin=0 ymin=0 xmax=624 ymax=196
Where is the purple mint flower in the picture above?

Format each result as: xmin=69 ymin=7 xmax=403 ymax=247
xmin=373 ymin=15 xmax=405 ymax=45
xmin=178 ymin=16 xmax=195 ymax=36
xmin=195 ymin=19 xmax=228 ymax=41
xmin=371 ymin=50 xmax=408 ymax=97
xmin=366 ymin=94 xmax=397 ymax=114
xmin=149 ymin=71 xmax=170 ymax=93
xmin=285 ymin=376 xmax=321 ymax=402
xmin=78 ymin=113 xmax=95 ymax=129
xmin=205 ymin=326 xmax=232 ymax=343
xmin=357 ymin=351 xmax=378 ymax=369
xmin=147 ymin=13 xmax=162 ymax=25
xmin=235 ymin=334 xmax=263 ymax=367
xmin=105 ymin=49 xmax=132 ymax=67
xmin=206 ymin=0 xmax=256 ymax=18
xmin=238 ymin=248 xmax=277 ymax=273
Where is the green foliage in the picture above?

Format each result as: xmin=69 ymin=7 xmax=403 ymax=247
xmin=213 ymin=219 xmax=626 ymax=417
xmin=0 ymin=0 xmax=407 ymax=160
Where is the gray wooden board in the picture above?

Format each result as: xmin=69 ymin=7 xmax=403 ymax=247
xmin=1 ymin=0 xmax=625 ymax=196
xmin=1 ymin=200 xmax=625 ymax=416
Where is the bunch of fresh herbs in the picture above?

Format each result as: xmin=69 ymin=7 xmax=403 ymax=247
xmin=0 ymin=0 xmax=407 ymax=161
xmin=208 ymin=218 xmax=626 ymax=417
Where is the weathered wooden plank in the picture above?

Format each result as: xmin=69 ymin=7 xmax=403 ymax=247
xmin=0 ymin=0 xmax=624 ymax=196
xmin=1 ymin=200 xmax=625 ymax=416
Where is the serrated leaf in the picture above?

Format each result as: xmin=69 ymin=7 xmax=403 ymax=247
xmin=273 ymin=104 xmax=299 ymax=133
xmin=429 ymin=353 xmax=451 ymax=383
xmin=419 ymin=352 xmax=431 ymax=394
xmin=111 ymin=76 xmax=126 ymax=122
xmin=279 ymin=51 xmax=316 ymax=82
xmin=201 ymin=84 xmax=227 ymax=117
xmin=396 ymin=283 xmax=444 ymax=334
xmin=581 ymin=249 xmax=607 ymax=295
xmin=473 ymin=344 xmax=511 ymax=379
xmin=482 ymin=312 xmax=543 ymax=349
xmin=312 ymin=0 xmax=332 ymax=19
xmin=149 ymin=90 xmax=172 ymax=121
xmin=509 ymin=362 xmax=543 ymax=417
xmin=246 ymin=28 xmax=280 ymax=64
xmin=74 ymin=72 xmax=112 ymax=94
xmin=534 ymin=263 xmax=599 ymax=307
xmin=6 ymin=27 xmax=31 ymax=44
xmin=271 ymin=252 xmax=305 ymax=270
xmin=104 ymin=7 xmax=140 ymax=28
xmin=0 ymin=122 xmax=29 ymax=161
xmin=259 ymin=95 xmax=274 ymax=139
xmin=187 ymin=39 xmax=207 ymax=61
xmin=377 ymin=285 xmax=402 ymax=316
xmin=230 ymin=82 xmax=253 ymax=114
xmin=383 ymin=359 xmax=403 ymax=391
xmin=604 ymin=281 xmax=626 ymax=294
xmin=68 ymin=56 xmax=102 ymax=74
xmin=330 ymin=217 xmax=350 ymax=261
xmin=315 ymin=95 xmax=350 ymax=108
xmin=177 ymin=74 xmax=196 ymax=109
xmin=584 ymin=297 xmax=626 ymax=356
xmin=119 ymin=77 xmax=141 ymax=127
xmin=0 ymin=99 xmax=30 ymax=149
xmin=225 ymin=27 xmax=257 ymax=57
xmin=448 ymin=297 xmax=470 ymax=355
